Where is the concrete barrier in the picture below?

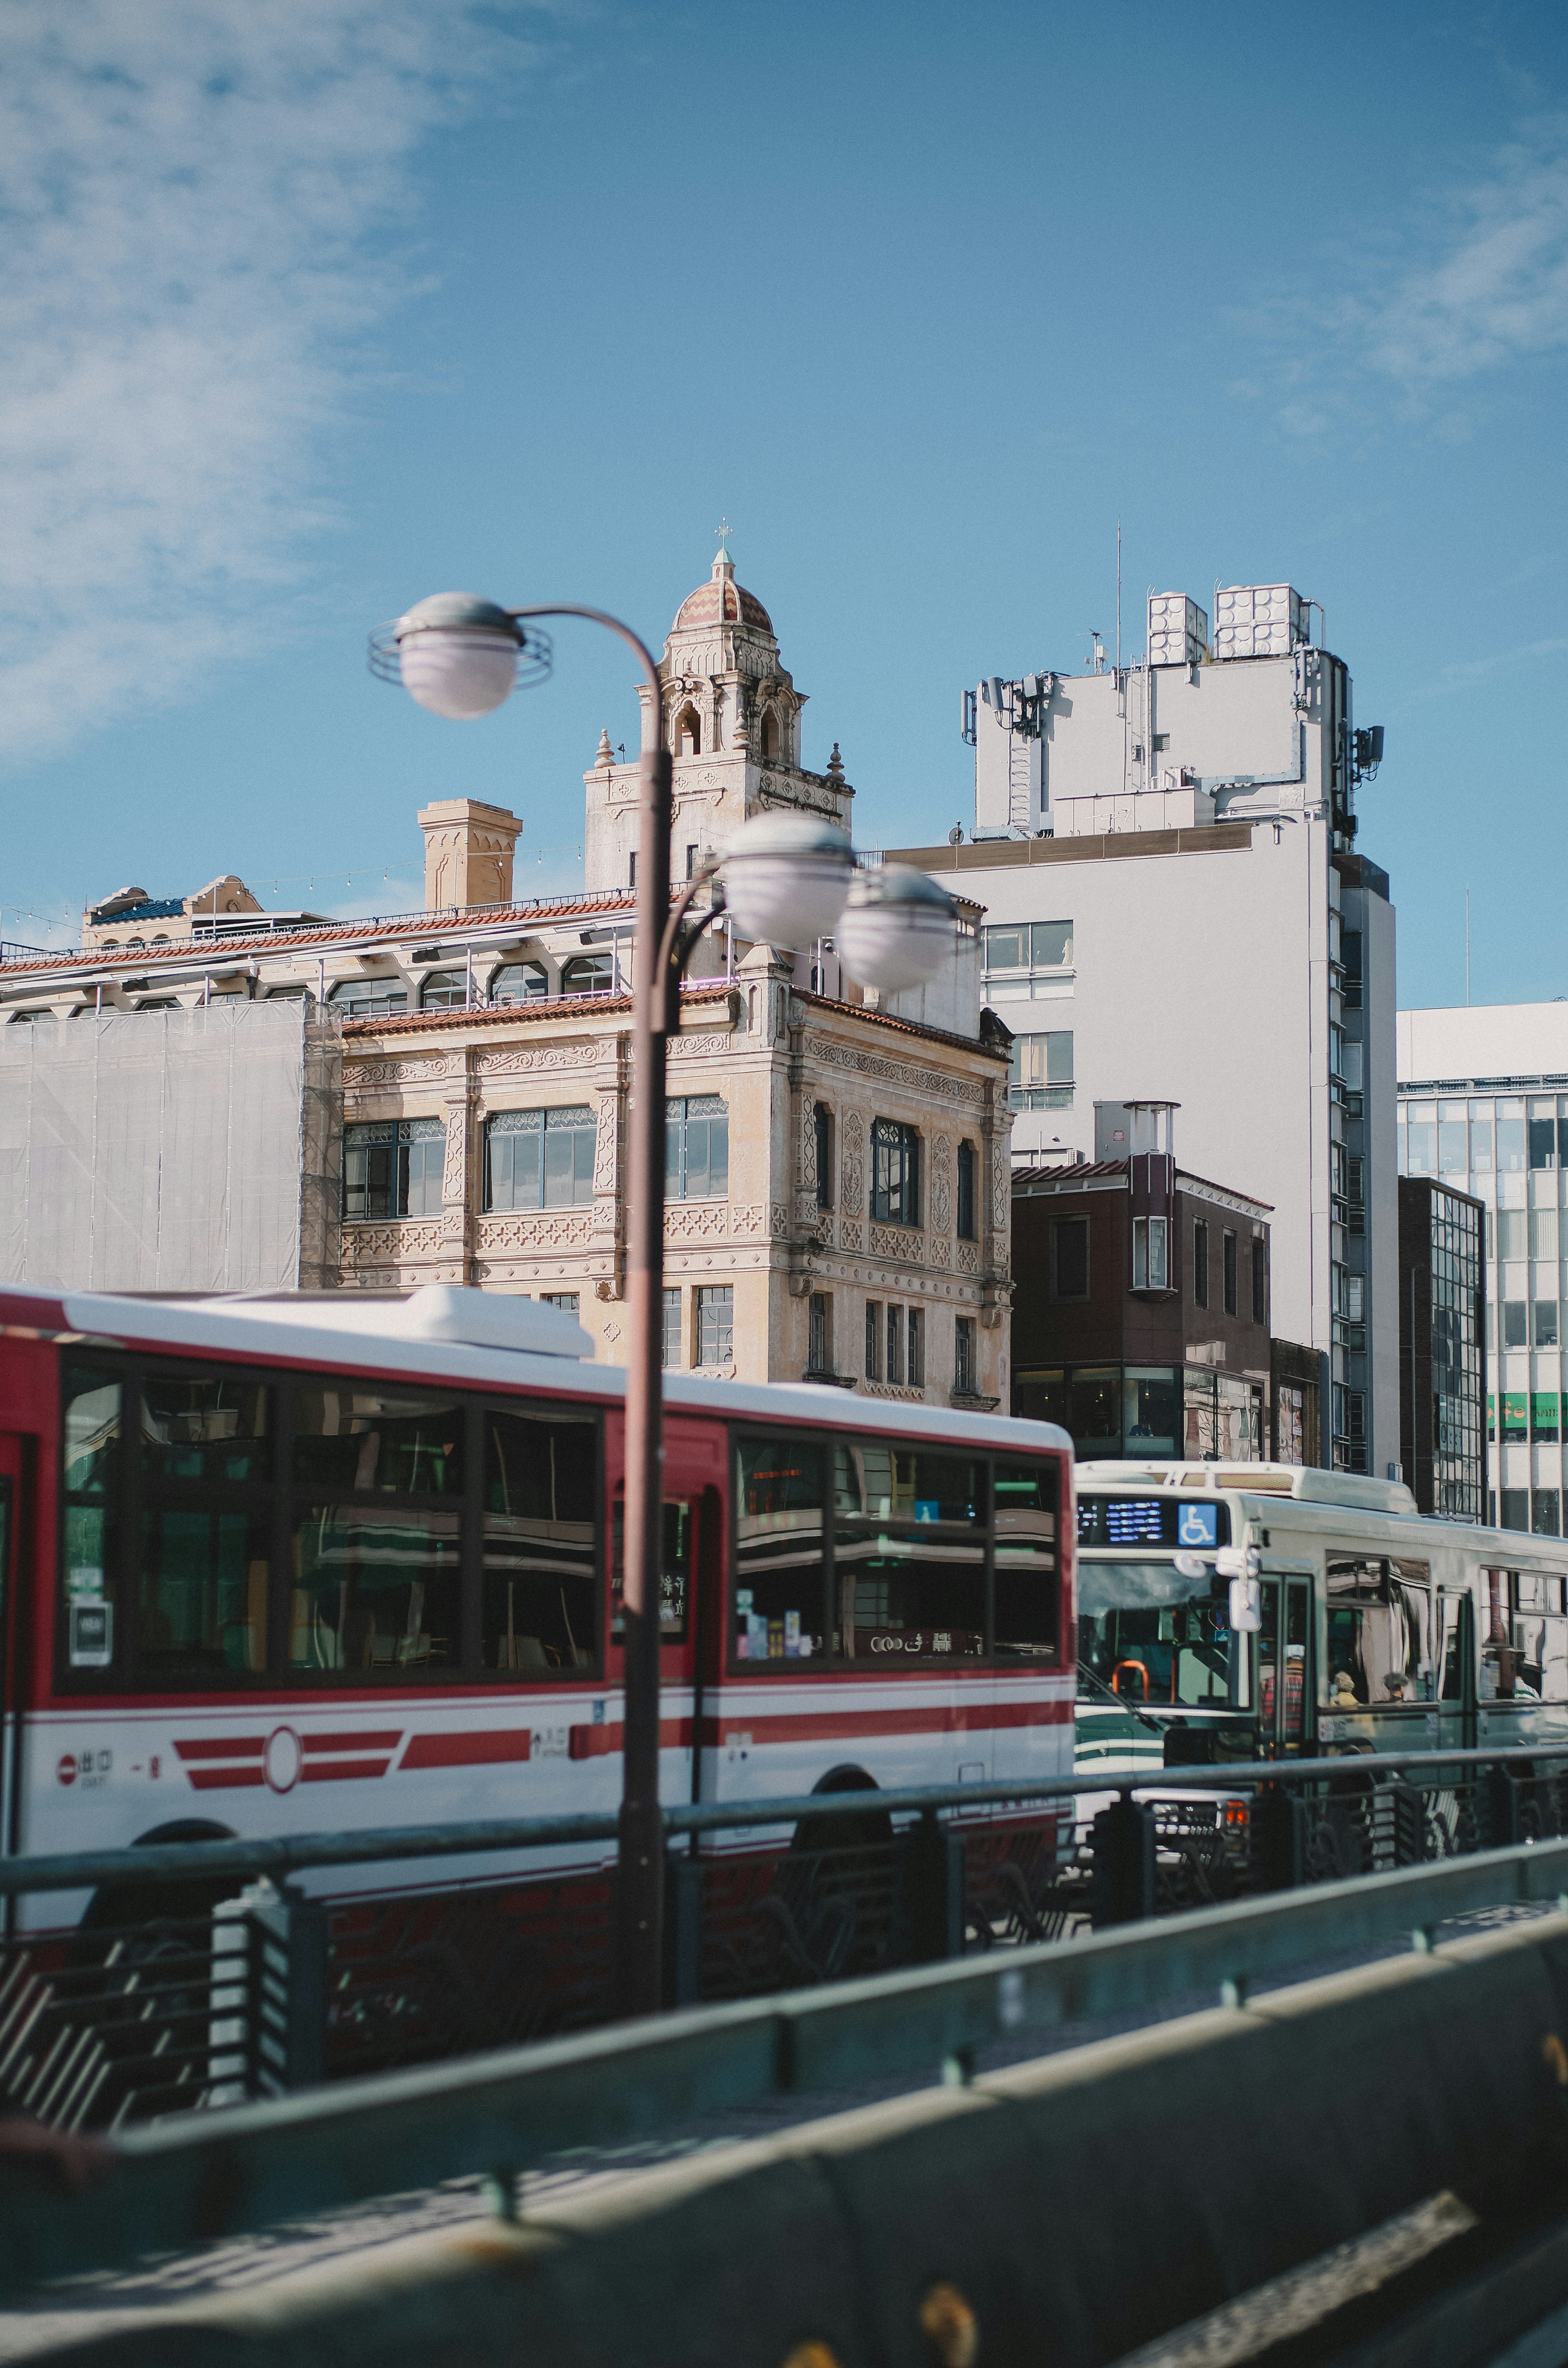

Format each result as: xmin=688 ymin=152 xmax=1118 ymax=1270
xmin=23 ymin=1911 xmax=1568 ymax=2366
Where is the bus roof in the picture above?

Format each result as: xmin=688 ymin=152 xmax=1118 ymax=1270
xmin=0 ymin=1281 xmax=1069 ymax=1459
xmin=1076 ymin=1458 xmax=1421 ymax=1518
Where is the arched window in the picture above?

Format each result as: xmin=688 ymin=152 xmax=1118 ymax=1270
xmin=100 ymin=939 xmax=119 ymax=950
xmin=676 ymin=703 xmax=701 ymax=756
xmin=490 ymin=960 xmax=548 ymax=1005
xmin=419 ymin=968 xmax=468 ymax=1010
xmin=760 ymin=709 xmax=778 ymax=760
xmin=561 ymin=951 xmax=614 ymax=996
xmin=125 ymin=937 xmax=145 ymax=950
xmin=870 ymin=1119 xmax=920 ymax=1226
xmin=328 ymin=977 xmax=408 ymax=1020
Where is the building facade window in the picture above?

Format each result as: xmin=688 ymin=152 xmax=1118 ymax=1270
xmin=814 ymin=1104 xmax=832 ymax=1210
xmin=954 ymin=1316 xmax=976 ymax=1396
xmin=807 ymin=1293 xmax=830 ymax=1375
xmin=343 ymin=1118 xmax=444 ymax=1221
xmin=981 ymin=921 xmax=1073 ymax=985
xmin=1223 ymin=1229 xmax=1238 ymax=1316
xmin=1051 ymin=1215 xmax=1089 ymax=1300
xmin=330 ymin=978 xmax=407 ymax=1020
xmin=956 ymin=1141 xmax=976 ymax=1240
xmin=661 ymin=1287 xmax=682 ymax=1369
xmin=907 ymin=1307 xmax=924 ymax=1388
xmin=1193 ymin=1220 xmax=1209 ymax=1308
xmin=489 ymin=960 xmax=548 ymax=1004
xmin=540 ymin=1292 xmax=579 ymax=1317
xmin=486 ymin=1106 xmax=595 ymax=1211
xmin=419 ymin=969 xmax=468 ymax=1010
xmin=869 ymin=1119 xmax=920 ymax=1226
xmin=1132 ymin=1216 xmax=1168 ymax=1291
xmin=695 ymin=1285 xmax=733 ymax=1366
xmin=865 ymin=1301 xmax=882 ymax=1381
xmin=561 ymin=951 xmax=614 ymax=996
xmin=667 ymin=1095 xmax=729 ymax=1200
xmin=886 ymin=1306 xmax=904 ymax=1386
xmin=1007 ymin=1032 xmax=1074 ymax=1110
xmin=1252 ymin=1238 xmax=1267 ymax=1324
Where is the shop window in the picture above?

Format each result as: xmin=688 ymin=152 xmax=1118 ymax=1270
xmin=870 ymin=1120 xmax=920 ymax=1225
xmin=344 ymin=1118 xmax=444 ymax=1221
xmin=1132 ymin=1216 xmax=1168 ymax=1291
xmin=1051 ymin=1215 xmax=1089 ymax=1300
xmin=695 ymin=1285 xmax=733 ymax=1365
xmin=1069 ymin=1367 xmax=1119 ymax=1454
xmin=667 ymin=1095 xmax=729 ymax=1200
xmin=486 ymin=1106 xmax=595 ymax=1211
xmin=957 ymin=1141 xmax=976 ymax=1240
xmin=1123 ymin=1368 xmax=1178 ymax=1454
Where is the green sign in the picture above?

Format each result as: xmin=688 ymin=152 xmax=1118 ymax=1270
xmin=1533 ymin=1392 xmax=1561 ymax=1441
xmin=1503 ymin=1392 xmax=1530 ymax=1440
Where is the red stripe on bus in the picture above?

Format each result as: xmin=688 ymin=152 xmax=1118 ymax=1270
xmin=303 ymin=1732 xmax=404 ymax=1754
xmin=399 ymin=1731 xmax=532 ymax=1770
xmin=301 ymin=1758 xmax=393 ymax=1782
xmin=175 ymin=1738 xmax=265 ymax=1761
xmin=705 ymin=1699 xmax=1072 ymax=1748
xmin=185 ymin=1768 xmax=266 ymax=1790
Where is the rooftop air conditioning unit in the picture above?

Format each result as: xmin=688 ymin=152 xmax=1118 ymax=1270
xmin=1212 ymin=584 xmax=1307 ymax=660
xmin=1147 ymin=593 xmax=1209 ymax=667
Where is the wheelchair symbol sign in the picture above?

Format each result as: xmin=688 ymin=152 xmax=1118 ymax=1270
xmin=1177 ymin=1503 xmax=1218 ymax=1549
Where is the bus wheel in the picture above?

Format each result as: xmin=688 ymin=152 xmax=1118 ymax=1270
xmin=79 ymin=1819 xmax=239 ymax=1935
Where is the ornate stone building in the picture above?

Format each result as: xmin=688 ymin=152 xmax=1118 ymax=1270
xmin=0 ymin=551 xmax=1014 ymax=1407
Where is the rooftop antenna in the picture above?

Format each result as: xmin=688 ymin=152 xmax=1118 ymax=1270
xmin=1466 ymin=885 xmax=1471 ymax=1008
xmin=1116 ymin=519 xmax=1122 ymax=676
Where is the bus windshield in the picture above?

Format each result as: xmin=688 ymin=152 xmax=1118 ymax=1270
xmin=1078 ymin=1560 xmax=1240 ymax=1710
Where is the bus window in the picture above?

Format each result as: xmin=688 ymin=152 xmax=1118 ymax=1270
xmin=62 ymin=1366 xmax=123 ymax=1676
xmin=611 ymin=1499 xmax=692 ymax=1646
xmin=1078 ymin=1562 xmax=1238 ymax=1708
xmin=485 ymin=1407 xmax=598 ymax=1673
xmin=993 ymin=1459 xmax=1059 ymax=1660
xmin=1440 ymin=1596 xmax=1466 ymax=1699
xmin=143 ymin=1507 xmax=270 ymax=1676
xmin=734 ymin=1437 xmax=827 ymax=1664
xmin=1325 ymin=1558 xmax=1430 ymax=1704
xmin=293 ymin=1386 xmax=465 ymax=1496
xmin=1513 ymin=1572 xmax=1568 ymax=1702
xmin=141 ymin=1373 xmax=270 ymax=1483
xmin=835 ymin=1441 xmax=984 ymax=1661
xmin=292 ymin=1504 xmax=461 ymax=1674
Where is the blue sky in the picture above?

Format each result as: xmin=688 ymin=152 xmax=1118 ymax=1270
xmin=2 ymin=0 xmax=1566 ymax=1010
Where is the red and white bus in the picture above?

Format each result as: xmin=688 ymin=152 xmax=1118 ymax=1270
xmin=0 ymin=1282 xmax=1073 ymax=1970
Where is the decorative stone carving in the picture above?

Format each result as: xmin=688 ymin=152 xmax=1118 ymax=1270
xmin=930 ymin=1135 xmax=952 ymax=1233
xmin=477 ymin=1041 xmax=599 ymax=1077
xmin=808 ymin=1037 xmax=985 ymax=1106
xmin=593 ymin=1093 xmax=619 ymax=1193
xmin=928 ymin=1237 xmax=951 ymax=1269
xmin=870 ymin=1224 xmax=923 ymax=1262
xmin=957 ymin=1242 xmax=980 ymax=1276
xmin=990 ymin=1144 xmax=1009 ymax=1234
xmin=838 ymin=1219 xmax=863 ymax=1252
xmin=668 ymin=1032 xmax=735 ymax=1059
xmin=342 ymin=1221 xmax=445 ymax=1260
xmin=841 ymin=1110 xmax=864 ymax=1215
xmin=800 ymin=1099 xmax=817 ymax=1198
xmin=346 ymin=1053 xmax=462 ymax=1090
xmin=666 ymin=1203 xmax=730 ymax=1241
xmin=476 ymin=1213 xmax=592 ymax=1253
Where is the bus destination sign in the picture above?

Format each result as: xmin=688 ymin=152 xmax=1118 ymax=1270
xmin=1076 ymin=1495 xmax=1232 ymax=1550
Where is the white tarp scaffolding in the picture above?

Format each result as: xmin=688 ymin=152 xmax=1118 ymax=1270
xmin=0 ymin=1001 xmax=342 ymax=1293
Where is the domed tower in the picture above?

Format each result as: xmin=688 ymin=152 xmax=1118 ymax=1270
xmin=583 ymin=545 xmax=853 ymax=893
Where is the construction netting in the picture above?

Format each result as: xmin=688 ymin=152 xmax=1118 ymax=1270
xmin=0 ymin=1002 xmax=342 ymax=1293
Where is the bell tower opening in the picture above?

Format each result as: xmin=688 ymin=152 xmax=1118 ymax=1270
xmin=676 ymin=703 xmax=701 ymax=757
xmin=760 ymin=709 xmax=778 ymax=760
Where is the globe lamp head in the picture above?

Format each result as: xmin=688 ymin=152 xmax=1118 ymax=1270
xmin=836 ymin=864 xmax=957 ymax=994
xmin=394 ymin=592 xmax=521 ymax=720
xmin=719 ymin=812 xmax=854 ymax=950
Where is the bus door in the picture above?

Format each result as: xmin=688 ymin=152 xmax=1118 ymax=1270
xmin=1257 ymin=1573 xmax=1313 ymax=1757
xmin=1437 ymin=1590 xmax=1477 ymax=1752
xmin=611 ymin=1416 xmax=726 ymax=1807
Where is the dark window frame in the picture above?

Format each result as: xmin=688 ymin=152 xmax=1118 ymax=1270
xmin=1051 ymin=1214 xmax=1090 ymax=1302
xmin=956 ymin=1141 xmax=977 ymax=1241
xmin=1223 ymin=1229 xmax=1238 ymax=1317
xmin=814 ymin=1104 xmax=833 ymax=1211
xmin=53 ymin=1351 xmax=605 ymax=1695
xmin=1193 ymin=1219 xmax=1209 ymax=1309
xmin=343 ymin=1118 xmax=445 ymax=1222
xmin=869 ymin=1119 xmax=921 ymax=1226
xmin=726 ymin=1427 xmax=1061 ymax=1677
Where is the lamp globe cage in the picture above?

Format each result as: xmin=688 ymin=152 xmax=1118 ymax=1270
xmin=375 ymin=592 xmax=528 ymax=720
xmin=719 ymin=812 xmax=855 ymax=950
xmin=836 ymin=864 xmax=958 ymax=994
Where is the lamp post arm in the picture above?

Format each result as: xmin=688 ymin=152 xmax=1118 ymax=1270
xmin=503 ymin=604 xmax=662 ymax=708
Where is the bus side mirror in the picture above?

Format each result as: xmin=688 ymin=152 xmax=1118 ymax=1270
xmin=1228 ymin=1577 xmax=1262 ymax=1632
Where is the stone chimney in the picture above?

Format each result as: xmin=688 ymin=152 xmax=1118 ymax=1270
xmin=417 ymin=798 xmax=523 ymax=914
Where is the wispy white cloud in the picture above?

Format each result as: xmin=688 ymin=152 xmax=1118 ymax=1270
xmin=1229 ymin=116 xmax=1568 ymax=439
xmin=0 ymin=2 xmax=537 ymax=760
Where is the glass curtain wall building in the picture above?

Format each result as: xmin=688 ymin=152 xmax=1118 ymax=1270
xmin=1397 ymin=1078 xmax=1568 ymax=1532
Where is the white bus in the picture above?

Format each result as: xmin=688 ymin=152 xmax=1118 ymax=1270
xmin=1073 ymin=1461 xmax=1568 ymax=1776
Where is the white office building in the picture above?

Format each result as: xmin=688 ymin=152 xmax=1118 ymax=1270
xmin=893 ymin=582 xmax=1397 ymax=1476
xmin=1397 ymin=1003 xmax=1568 ymax=1534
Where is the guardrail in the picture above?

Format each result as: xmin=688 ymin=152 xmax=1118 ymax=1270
xmin=7 ymin=1744 xmax=1568 ymax=2130
xmin=4 ymin=1832 xmax=1568 ymax=2310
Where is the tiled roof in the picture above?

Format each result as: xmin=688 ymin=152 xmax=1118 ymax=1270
xmin=796 ymin=990 xmax=1011 ymax=1063
xmin=0 ymin=893 xmax=640 ymax=981
xmin=672 ymin=579 xmax=773 ymax=635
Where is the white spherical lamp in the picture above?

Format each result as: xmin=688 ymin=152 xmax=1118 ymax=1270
xmin=719 ymin=812 xmax=854 ymax=950
xmin=836 ymin=864 xmax=957 ymax=993
xmin=394 ymin=592 xmax=521 ymax=719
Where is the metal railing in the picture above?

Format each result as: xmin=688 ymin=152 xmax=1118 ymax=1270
xmin=6 ymin=1744 xmax=1568 ymax=2130
xmin=5 ymin=1831 xmax=1568 ymax=2306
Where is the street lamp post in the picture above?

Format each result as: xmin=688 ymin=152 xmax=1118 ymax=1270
xmin=370 ymin=590 xmax=956 ymax=2020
